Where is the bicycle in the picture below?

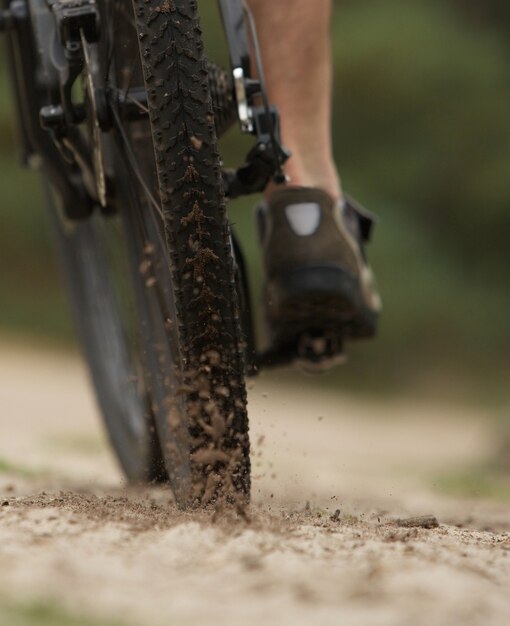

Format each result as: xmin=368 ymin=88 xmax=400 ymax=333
xmin=0 ymin=0 xmax=341 ymax=507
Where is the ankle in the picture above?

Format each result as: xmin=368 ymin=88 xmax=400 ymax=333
xmin=264 ymin=158 xmax=342 ymax=204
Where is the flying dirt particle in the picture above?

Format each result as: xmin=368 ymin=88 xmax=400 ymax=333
xmin=318 ymin=416 xmax=324 ymax=421
xmin=145 ymin=277 xmax=157 ymax=288
xmin=1 ymin=500 xmax=9 ymax=507
xmin=330 ymin=509 xmax=341 ymax=522
xmin=256 ymin=435 xmax=265 ymax=447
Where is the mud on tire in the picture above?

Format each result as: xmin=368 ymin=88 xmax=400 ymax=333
xmin=130 ymin=0 xmax=250 ymax=506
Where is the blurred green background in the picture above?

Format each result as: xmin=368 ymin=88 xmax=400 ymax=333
xmin=0 ymin=0 xmax=509 ymax=405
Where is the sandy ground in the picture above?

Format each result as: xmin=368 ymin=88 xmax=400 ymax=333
xmin=0 ymin=344 xmax=509 ymax=626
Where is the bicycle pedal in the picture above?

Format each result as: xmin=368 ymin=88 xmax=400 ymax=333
xmin=294 ymin=331 xmax=347 ymax=373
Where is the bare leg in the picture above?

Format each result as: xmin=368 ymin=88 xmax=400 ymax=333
xmin=248 ymin=0 xmax=341 ymax=201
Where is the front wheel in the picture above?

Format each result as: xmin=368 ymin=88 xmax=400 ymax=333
xmin=98 ymin=0 xmax=251 ymax=506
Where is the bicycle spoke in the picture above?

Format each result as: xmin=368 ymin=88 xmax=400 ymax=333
xmin=110 ymin=104 xmax=165 ymax=225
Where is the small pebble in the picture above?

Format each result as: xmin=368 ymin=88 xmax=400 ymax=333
xmin=397 ymin=515 xmax=439 ymax=529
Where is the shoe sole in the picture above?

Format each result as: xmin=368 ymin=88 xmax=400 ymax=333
xmin=266 ymin=265 xmax=378 ymax=347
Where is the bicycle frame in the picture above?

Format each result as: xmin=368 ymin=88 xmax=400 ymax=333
xmin=0 ymin=0 xmax=295 ymax=370
xmin=1 ymin=0 xmax=93 ymax=216
xmin=1 ymin=0 xmax=288 ymax=211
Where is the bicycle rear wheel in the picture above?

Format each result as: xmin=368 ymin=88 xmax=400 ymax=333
xmin=47 ymin=190 xmax=167 ymax=484
xmin=99 ymin=0 xmax=250 ymax=506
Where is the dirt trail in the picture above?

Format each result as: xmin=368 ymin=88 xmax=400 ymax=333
xmin=0 ymin=344 xmax=509 ymax=626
